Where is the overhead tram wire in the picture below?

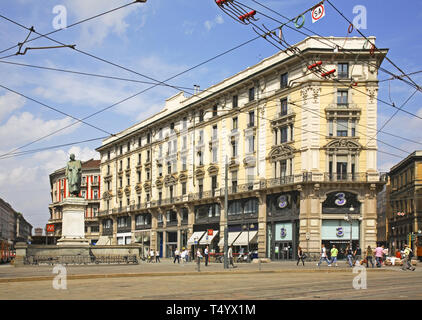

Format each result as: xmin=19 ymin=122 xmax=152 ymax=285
xmin=0 ymin=1 xmax=138 ymax=56
xmin=325 ymin=0 xmax=422 ymax=93
xmin=0 ymin=6 xmax=417 ymax=159
xmin=0 ymin=83 xmax=115 ymax=137
xmin=364 ymin=88 xmax=419 ymax=148
xmin=0 ymin=136 xmax=108 ymax=160
xmin=232 ymin=0 xmax=422 ymax=124
xmin=247 ymin=0 xmax=421 ymax=93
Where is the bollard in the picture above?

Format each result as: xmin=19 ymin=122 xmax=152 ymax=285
xmin=197 ymin=257 xmax=201 ymax=272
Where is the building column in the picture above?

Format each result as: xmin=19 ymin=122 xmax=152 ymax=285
xmin=99 ymin=218 xmax=103 ymax=236
xmin=257 ymin=191 xmax=267 ymax=258
xmin=111 ymin=215 xmax=117 ymax=245
xmin=130 ymin=213 xmax=136 ymax=243
xmin=219 ymin=200 xmax=226 ymax=253
xmin=361 ymin=185 xmax=377 ymax=251
xmin=163 ymin=231 xmax=167 ymax=258
xmin=150 ymin=209 xmax=158 ymax=251
xmin=298 ymin=184 xmax=321 ymax=260
xmin=177 ymin=207 xmax=182 ymax=250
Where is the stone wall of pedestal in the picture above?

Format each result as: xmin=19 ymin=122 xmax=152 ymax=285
xmin=57 ymin=197 xmax=89 ymax=246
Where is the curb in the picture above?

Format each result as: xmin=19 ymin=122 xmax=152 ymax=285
xmin=0 ymin=268 xmax=390 ymax=283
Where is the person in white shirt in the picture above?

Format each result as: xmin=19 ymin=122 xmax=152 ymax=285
xmin=227 ymin=245 xmax=235 ymax=268
xmin=173 ymin=248 xmax=180 ymax=264
xmin=204 ymin=246 xmax=209 ymax=266
xmin=317 ymin=244 xmax=331 ymax=267
xmin=149 ymin=249 xmax=154 ymax=263
xmin=180 ymin=248 xmax=186 ymax=264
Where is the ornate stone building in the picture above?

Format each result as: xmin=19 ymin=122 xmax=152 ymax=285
xmin=96 ymin=37 xmax=387 ymax=259
xmin=48 ymin=159 xmax=101 ymax=244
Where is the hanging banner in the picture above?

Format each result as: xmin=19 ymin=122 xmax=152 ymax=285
xmin=311 ymin=3 xmax=325 ymax=23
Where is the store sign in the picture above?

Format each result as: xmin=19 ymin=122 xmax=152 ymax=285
xmin=46 ymin=224 xmax=55 ymax=233
xmin=336 ymin=227 xmax=344 ymax=238
xmin=280 ymin=228 xmax=287 ymax=239
xmin=334 ymin=193 xmax=346 ymax=206
xmin=277 ymin=195 xmax=288 ymax=209
xmin=207 ymin=229 xmax=213 ymax=236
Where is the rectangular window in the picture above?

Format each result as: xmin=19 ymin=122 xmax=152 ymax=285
xmin=159 ymin=145 xmax=163 ymax=157
xmin=182 ymin=182 xmax=187 ymax=195
xmin=248 ymin=135 xmax=255 ymax=153
xmin=146 ymin=169 xmax=150 ymax=180
xmin=137 ymin=171 xmax=141 ymax=183
xmin=94 ymin=190 xmax=98 ymax=199
xmin=127 ymin=157 xmax=130 ymax=168
xmin=183 ymin=117 xmax=187 ymax=129
xmin=138 ymin=153 xmax=141 ymax=164
xmin=249 ymin=87 xmax=255 ymax=102
xmin=127 ymin=141 xmax=130 ymax=152
xmin=338 ymin=63 xmax=349 ymax=79
xmin=167 ymin=162 xmax=171 ymax=174
xmin=232 ymin=117 xmax=238 ymax=130
xmin=351 ymin=120 xmax=356 ymax=137
xmin=231 ymin=140 xmax=237 ymax=157
xmin=212 ymin=147 xmax=218 ymax=163
xmin=107 ymin=151 xmax=110 ymax=160
xmin=337 ymin=90 xmax=348 ymax=106
xmin=328 ymin=120 xmax=333 ymax=136
xmin=337 ymin=119 xmax=348 ymax=137
xmin=138 ymin=137 xmax=142 ymax=148
xmin=247 ymin=167 xmax=254 ymax=183
xmin=248 ymin=111 xmax=255 ymax=127
xmin=182 ymin=136 xmax=187 ymax=150
xmin=212 ymin=125 xmax=218 ymax=139
xmin=119 ymin=177 xmax=122 ymax=188
xmin=281 ymin=126 xmax=288 ymax=143
xmin=199 ymin=110 xmax=204 ymax=122
xmin=213 ymin=105 xmax=218 ymax=117
xmin=170 ymin=122 xmax=174 ymax=130
xmin=147 ymin=133 xmax=151 ymax=144
xmin=199 ymin=130 xmax=204 ymax=143
xmin=158 ymin=165 xmax=162 ymax=177
xmin=280 ymin=72 xmax=288 ymax=88
xmin=147 ymin=150 xmax=150 ymax=162
xmin=182 ymin=156 xmax=187 ymax=171
xmin=198 ymin=151 xmax=203 ymax=166
xmin=280 ymin=98 xmax=288 ymax=116
xmin=127 ymin=177 xmax=130 ymax=186
xmin=232 ymin=171 xmax=238 ymax=192
xmin=232 ymin=95 xmax=238 ymax=108
xmin=159 ymin=128 xmax=163 ymax=139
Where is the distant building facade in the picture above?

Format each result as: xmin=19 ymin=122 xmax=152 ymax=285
xmin=0 ymin=198 xmax=32 ymax=244
xmin=48 ymin=159 xmax=101 ymax=244
xmin=388 ymin=151 xmax=422 ymax=253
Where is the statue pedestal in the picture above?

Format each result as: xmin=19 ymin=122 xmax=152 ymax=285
xmin=57 ymin=197 xmax=89 ymax=246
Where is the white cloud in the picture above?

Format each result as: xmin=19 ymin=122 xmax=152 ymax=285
xmin=63 ymin=0 xmax=146 ymax=47
xmin=0 ymin=92 xmax=26 ymax=122
xmin=204 ymin=15 xmax=224 ymax=31
xmin=0 ymin=112 xmax=79 ymax=149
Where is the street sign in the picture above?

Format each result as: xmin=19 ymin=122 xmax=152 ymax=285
xmin=46 ymin=224 xmax=55 ymax=233
xmin=311 ymin=3 xmax=325 ymax=23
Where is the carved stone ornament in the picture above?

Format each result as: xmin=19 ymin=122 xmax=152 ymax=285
xmin=195 ymin=168 xmax=205 ymax=178
xmin=267 ymin=145 xmax=296 ymax=162
xmin=324 ymin=139 xmax=362 ymax=152
xmin=367 ymin=87 xmax=378 ymax=104
xmin=207 ymin=165 xmax=219 ymax=176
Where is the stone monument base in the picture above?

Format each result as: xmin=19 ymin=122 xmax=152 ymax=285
xmin=57 ymin=196 xmax=90 ymax=247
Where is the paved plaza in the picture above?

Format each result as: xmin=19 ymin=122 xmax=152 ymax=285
xmin=0 ymin=259 xmax=421 ymax=300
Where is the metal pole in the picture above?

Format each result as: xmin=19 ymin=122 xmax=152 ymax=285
xmin=224 ymin=156 xmax=229 ymax=269
xmin=247 ymin=225 xmax=250 ymax=263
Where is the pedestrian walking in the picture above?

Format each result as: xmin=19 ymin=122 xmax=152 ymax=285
xmin=196 ymin=248 xmax=203 ymax=263
xmin=401 ymin=244 xmax=416 ymax=271
xmin=382 ymin=246 xmax=388 ymax=265
xmin=296 ymin=246 xmax=305 ymax=266
xmin=173 ymin=248 xmax=180 ymax=264
xmin=155 ymin=249 xmax=160 ymax=263
xmin=346 ymin=245 xmax=354 ymax=267
xmin=181 ymin=248 xmax=186 ymax=264
xmin=317 ymin=244 xmax=331 ymax=267
xmin=354 ymin=245 xmax=362 ymax=265
xmin=228 ymin=245 xmax=236 ymax=268
xmin=365 ymin=246 xmax=374 ymax=268
xmin=330 ymin=245 xmax=339 ymax=267
xmin=204 ymin=246 xmax=209 ymax=266
xmin=149 ymin=249 xmax=155 ymax=263
xmin=374 ymin=244 xmax=384 ymax=268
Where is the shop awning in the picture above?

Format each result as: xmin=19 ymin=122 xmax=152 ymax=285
xmin=233 ymin=231 xmax=258 ymax=246
xmin=199 ymin=231 xmax=219 ymax=245
xmin=218 ymin=231 xmax=241 ymax=247
xmin=187 ymin=231 xmax=206 ymax=246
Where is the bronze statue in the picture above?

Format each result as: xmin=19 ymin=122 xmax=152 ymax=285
xmin=66 ymin=154 xmax=82 ymax=197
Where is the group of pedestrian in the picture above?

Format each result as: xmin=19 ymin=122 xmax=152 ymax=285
xmin=146 ymin=248 xmax=160 ymax=263
xmin=316 ymin=244 xmax=365 ymax=268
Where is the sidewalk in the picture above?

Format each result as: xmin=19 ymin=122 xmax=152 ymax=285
xmin=0 ymin=259 xmax=398 ymax=283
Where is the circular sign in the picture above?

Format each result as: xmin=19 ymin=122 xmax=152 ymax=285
xmin=312 ymin=4 xmax=325 ymax=21
xmin=280 ymin=228 xmax=287 ymax=239
xmin=277 ymin=195 xmax=288 ymax=209
xmin=336 ymin=227 xmax=344 ymax=238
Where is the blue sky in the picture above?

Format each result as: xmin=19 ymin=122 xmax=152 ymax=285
xmin=0 ymin=0 xmax=421 ymax=229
